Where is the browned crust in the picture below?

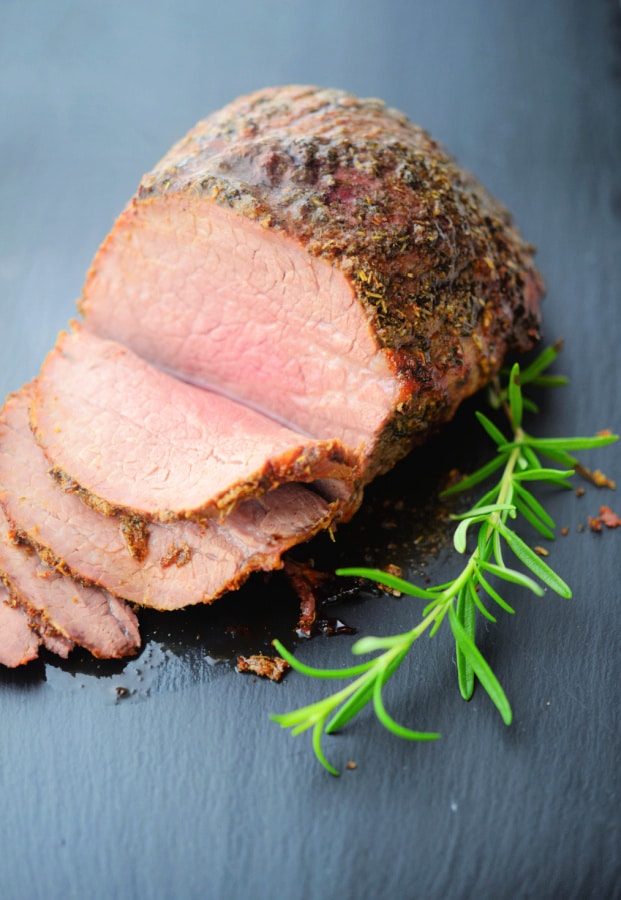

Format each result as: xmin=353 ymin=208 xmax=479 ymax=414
xmin=159 ymin=542 xmax=193 ymax=569
xmin=119 ymin=515 xmax=150 ymax=561
xmin=236 ymin=653 xmax=290 ymax=681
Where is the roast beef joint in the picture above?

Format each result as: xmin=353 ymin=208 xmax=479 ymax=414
xmin=0 ymin=86 xmax=543 ymax=667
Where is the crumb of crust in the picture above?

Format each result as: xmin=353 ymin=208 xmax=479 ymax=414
xmin=591 ymin=470 xmax=616 ymax=489
xmin=236 ymin=654 xmax=290 ymax=682
xmin=534 ymin=546 xmax=549 ymax=557
xmin=561 ymin=527 xmax=569 ymax=536
xmin=160 ymin=541 xmax=193 ymax=568
xmin=576 ymin=463 xmax=616 ymax=490
xmin=588 ymin=506 xmax=621 ymax=532
xmin=346 ymin=760 xmax=358 ymax=770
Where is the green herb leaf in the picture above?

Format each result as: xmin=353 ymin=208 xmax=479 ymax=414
xmin=456 ymin=584 xmax=475 ymax=699
xmin=335 ymin=567 xmax=437 ymax=600
xmin=475 ymin=410 xmax=508 ymax=446
xmin=448 ymin=605 xmax=512 ymax=724
xmin=493 ymin=521 xmax=572 ymax=597
xmin=372 ymin=675 xmax=441 ymax=741
xmin=508 ymin=363 xmax=523 ymax=430
xmin=440 ymin=453 xmax=507 ymax=496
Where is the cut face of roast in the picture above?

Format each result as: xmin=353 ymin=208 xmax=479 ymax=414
xmin=31 ymin=324 xmax=357 ymax=524
xmin=1 ymin=385 xmax=342 ymax=610
xmin=82 ymin=199 xmax=401 ymax=455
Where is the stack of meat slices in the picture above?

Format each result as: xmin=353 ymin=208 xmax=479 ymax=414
xmin=0 ymin=86 xmax=544 ymax=667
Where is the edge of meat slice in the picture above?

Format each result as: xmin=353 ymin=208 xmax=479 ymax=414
xmin=1 ymin=383 xmax=343 ymax=609
xmin=30 ymin=323 xmax=359 ymax=524
xmin=0 ymin=583 xmax=44 ymax=667
xmin=0 ymin=583 xmax=75 ymax=666
xmin=0 ymin=506 xmax=140 ymax=659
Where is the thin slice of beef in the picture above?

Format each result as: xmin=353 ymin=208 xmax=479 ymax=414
xmin=1 ymin=384 xmax=341 ymax=609
xmin=36 ymin=619 xmax=75 ymax=658
xmin=31 ymin=323 xmax=357 ymax=524
xmin=80 ymin=85 xmax=543 ymax=486
xmin=0 ymin=584 xmax=42 ymax=667
xmin=0 ymin=583 xmax=74 ymax=666
xmin=0 ymin=506 xmax=140 ymax=659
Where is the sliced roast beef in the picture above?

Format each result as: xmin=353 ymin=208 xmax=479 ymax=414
xmin=0 ymin=585 xmax=42 ymax=667
xmin=35 ymin=620 xmax=75 ymax=658
xmin=31 ymin=324 xmax=357 ymax=524
xmin=1 ymin=385 xmax=340 ymax=609
xmin=0 ymin=506 xmax=140 ymax=659
xmin=0 ymin=583 xmax=74 ymax=666
xmin=0 ymin=86 xmax=546 ymax=668
xmin=80 ymin=85 xmax=543 ymax=485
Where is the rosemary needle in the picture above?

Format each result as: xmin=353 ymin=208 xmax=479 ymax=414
xmin=270 ymin=345 xmax=618 ymax=775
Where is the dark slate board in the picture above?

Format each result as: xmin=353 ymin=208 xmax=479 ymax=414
xmin=1 ymin=1 xmax=620 ymax=897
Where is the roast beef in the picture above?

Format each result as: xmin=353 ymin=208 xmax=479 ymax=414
xmin=0 ymin=583 xmax=74 ymax=666
xmin=1 ymin=384 xmax=341 ymax=609
xmin=80 ymin=85 xmax=542 ymax=486
xmin=0 ymin=85 xmax=545 ymax=667
xmin=0 ymin=585 xmax=44 ymax=667
xmin=0 ymin=506 xmax=140 ymax=658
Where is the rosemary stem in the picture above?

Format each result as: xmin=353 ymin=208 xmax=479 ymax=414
xmin=271 ymin=346 xmax=619 ymax=773
xmin=401 ymin=436 xmax=524 ymax=645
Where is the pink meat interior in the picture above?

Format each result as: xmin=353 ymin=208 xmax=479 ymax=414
xmin=83 ymin=198 xmax=401 ymax=454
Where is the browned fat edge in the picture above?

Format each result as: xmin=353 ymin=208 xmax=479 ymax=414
xmin=48 ymin=436 xmax=354 ymax=524
xmin=49 ymin=467 xmax=117 ymax=516
xmin=10 ymin=528 xmax=73 ymax=578
xmin=10 ymin=600 xmax=69 ymax=649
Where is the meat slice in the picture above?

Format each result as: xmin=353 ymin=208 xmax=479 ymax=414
xmin=0 ymin=584 xmax=74 ymax=666
xmin=31 ymin=324 xmax=357 ymax=524
xmin=80 ymin=85 xmax=543 ymax=485
xmin=0 ymin=585 xmax=42 ymax=667
xmin=0 ymin=507 xmax=140 ymax=659
xmin=1 ymin=385 xmax=341 ymax=609
xmin=35 ymin=620 xmax=75 ymax=658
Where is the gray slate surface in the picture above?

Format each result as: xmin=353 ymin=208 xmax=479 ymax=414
xmin=1 ymin=1 xmax=620 ymax=897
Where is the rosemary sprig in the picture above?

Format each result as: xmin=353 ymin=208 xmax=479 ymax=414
xmin=270 ymin=345 xmax=618 ymax=774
